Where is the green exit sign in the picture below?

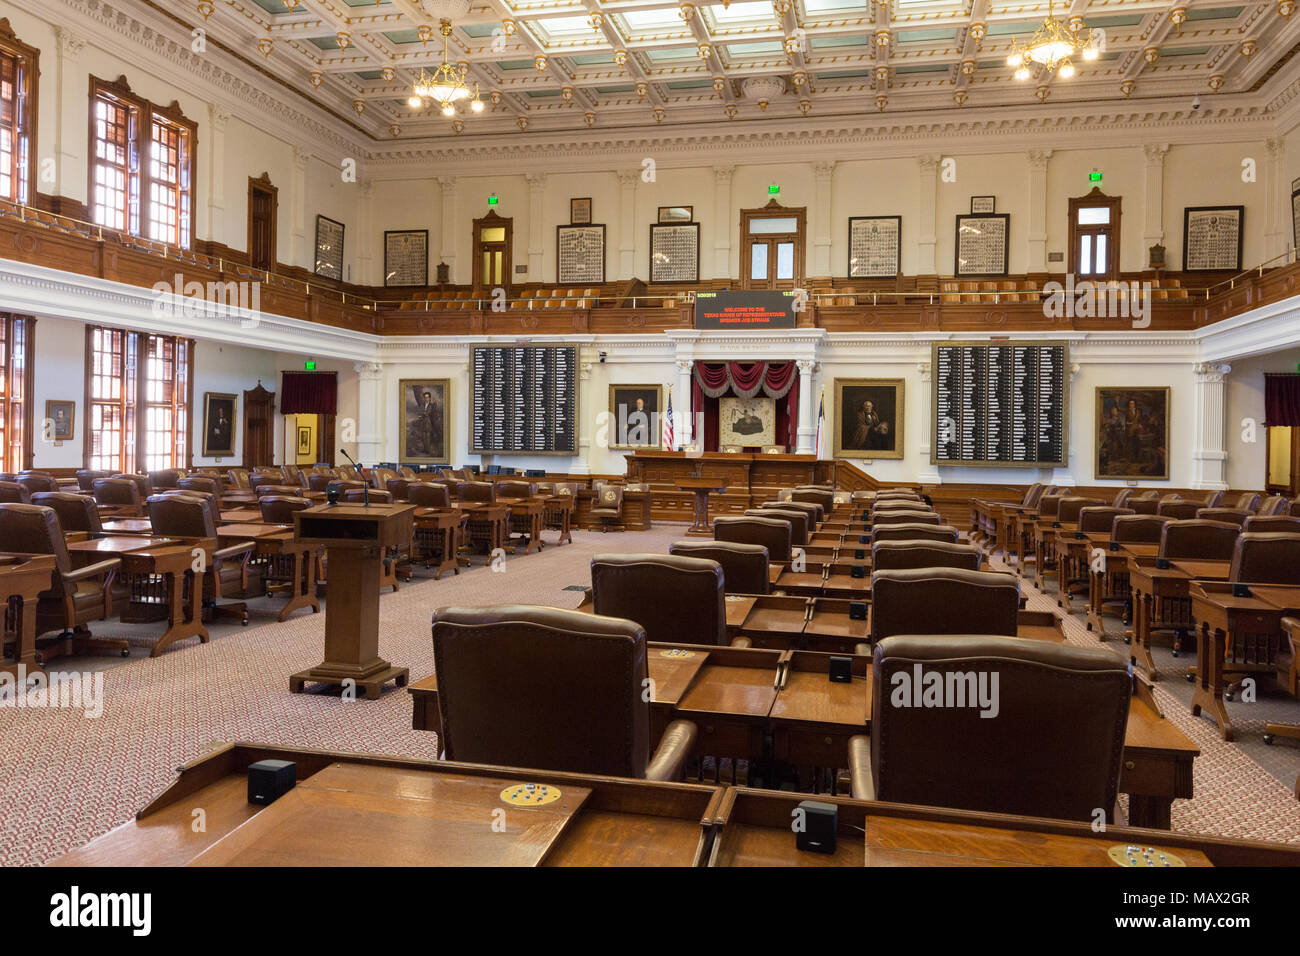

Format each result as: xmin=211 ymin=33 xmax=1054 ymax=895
xmin=768 ymin=184 xmax=780 ymax=195
xmin=304 ymin=360 xmax=317 ymax=371
xmin=1089 ymin=171 xmax=1102 ymax=182
xmin=488 ymin=194 xmax=499 ymax=205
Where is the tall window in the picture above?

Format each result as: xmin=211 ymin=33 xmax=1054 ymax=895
xmin=1068 ymin=188 xmax=1122 ymax=280
xmin=87 ymin=327 xmax=192 ymax=473
xmin=89 ymin=77 xmax=195 ymax=248
xmin=0 ymin=313 xmax=33 ymax=473
xmin=0 ymin=22 xmax=37 ymax=206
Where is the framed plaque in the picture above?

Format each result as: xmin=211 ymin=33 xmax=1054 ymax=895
xmin=719 ymin=396 xmax=776 ymax=448
xmin=848 ymin=216 xmax=901 ymax=278
xmin=649 ymin=222 xmax=699 ymax=283
xmin=1291 ymin=186 xmax=1299 ymax=254
xmin=384 ymin=230 xmax=428 ymax=287
xmin=658 ymin=205 xmax=693 ymax=223
xmin=954 ymin=213 xmax=1010 ymax=277
xmin=557 ymin=224 xmax=605 ymax=284
xmin=1183 ymin=206 xmax=1243 ymax=272
xmin=313 ymin=215 xmax=344 ymax=281
xmin=570 ymin=197 xmax=592 ymax=225
xmin=970 ymin=196 xmax=996 ymax=214
xmin=833 ymin=379 xmax=904 ymax=460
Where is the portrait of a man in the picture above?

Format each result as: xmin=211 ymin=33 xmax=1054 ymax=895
xmin=834 ymin=379 xmax=904 ymax=459
xmin=45 ymin=401 xmax=75 ymax=441
xmin=400 ymin=379 xmax=450 ymax=464
xmin=1096 ymin=387 xmax=1169 ymax=479
xmin=609 ymin=385 xmax=663 ymax=449
xmin=202 ymin=394 xmax=237 ymax=457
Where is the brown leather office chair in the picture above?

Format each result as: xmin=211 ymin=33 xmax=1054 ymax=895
xmin=497 ymin=480 xmax=536 ymax=499
xmin=1057 ymin=496 xmax=1106 ymax=524
xmin=1077 ymin=506 xmax=1135 ymax=534
xmin=591 ymin=553 xmax=738 ymax=646
xmin=872 ymin=499 xmax=932 ymax=512
xmin=1036 ymin=493 xmax=1066 ymax=521
xmin=457 ymin=480 xmax=497 ymax=503
xmin=1229 ymin=533 xmax=1300 ymax=585
xmin=343 ymin=488 xmax=392 ymax=503
xmin=30 ymin=492 xmax=103 ymax=536
xmin=1110 ymin=489 xmax=1134 ymax=509
xmin=791 ymin=488 xmax=835 ymax=512
xmin=247 ymin=471 xmax=282 ymax=493
xmin=371 ymin=467 xmax=399 ymax=490
xmin=1229 ymin=492 xmax=1262 ymax=511
xmin=1243 ymin=515 xmax=1300 ymax=534
xmin=589 ymin=484 xmax=624 ymax=532
xmin=1129 ymin=491 xmax=1162 ymax=515
xmin=1110 ymin=514 xmax=1170 ymax=544
xmin=408 ymin=482 xmax=452 ymax=508
xmin=177 ymin=475 xmax=221 ymax=497
xmin=145 ymin=493 xmax=259 ymax=626
xmin=112 ymin=473 xmax=152 ymax=500
xmin=1157 ymin=500 xmax=1202 ymax=520
xmin=872 ymin=509 xmax=942 ymax=526
xmin=0 ymin=480 xmax=31 ymax=503
xmin=0 ymin=503 xmax=125 ymax=656
xmin=876 ymin=490 xmax=921 ymax=500
xmin=430 ymin=605 xmax=697 ymax=780
xmin=16 ymin=472 xmax=57 ymax=494
xmin=1201 ymin=491 xmax=1225 ymax=508
xmin=669 ymin=540 xmax=770 ymax=594
xmin=848 ymin=635 xmax=1130 ymax=821
xmin=147 ymin=469 xmax=182 ymax=490
xmin=399 ymin=466 xmax=418 ymax=479
xmin=92 ymin=477 xmax=142 ymax=513
xmin=871 ymin=523 xmax=959 ymax=544
xmin=279 ymin=464 xmax=305 ymax=487
xmin=259 ymin=495 xmax=312 ymax=524
xmin=75 ymin=469 xmax=113 ymax=491
xmin=306 ymin=473 xmax=337 ymax=493
xmin=384 ymin=478 xmax=412 ymax=501
xmin=871 ymin=540 xmax=982 ymax=572
xmin=1196 ymin=508 xmax=1252 ymax=527
xmin=1159 ymin=519 xmax=1240 ymax=560
xmin=713 ymin=515 xmax=792 ymax=562
xmin=1256 ymin=495 xmax=1290 ymax=516
xmin=744 ymin=508 xmax=808 ymax=547
xmin=255 ymin=484 xmax=304 ymax=498
xmin=226 ymin=467 xmax=251 ymax=489
xmin=759 ymin=499 xmax=823 ymax=525
xmin=871 ymin=568 xmax=1020 ymax=642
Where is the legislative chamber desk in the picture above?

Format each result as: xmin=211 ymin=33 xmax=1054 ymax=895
xmin=54 ymin=743 xmax=1298 ymax=867
xmin=1129 ymin=558 xmax=1233 ymax=681
xmin=0 ymin=554 xmax=56 ymax=678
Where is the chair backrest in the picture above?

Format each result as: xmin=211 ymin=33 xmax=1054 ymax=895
xmin=92 ymin=477 xmax=141 ymax=507
xmin=1037 ymin=494 xmax=1065 ymax=519
xmin=178 ymin=475 xmax=222 ymax=497
xmin=1110 ymin=514 xmax=1170 ymax=544
xmin=1157 ymin=500 xmax=1202 ymax=520
xmin=259 ymin=495 xmax=312 ymax=524
xmin=247 ymin=472 xmax=281 ymax=492
xmin=1057 ymin=496 xmax=1107 ymax=524
xmin=791 ymin=488 xmax=834 ymax=511
xmin=112 ymin=474 xmax=152 ymax=499
xmin=431 ymin=605 xmax=651 ymax=778
xmin=1242 ymin=515 xmax=1300 ymax=535
xmin=146 ymin=469 xmax=181 ymax=490
xmin=1128 ymin=495 xmax=1162 ymax=515
xmin=400 ymin=466 xmax=418 ymax=479
xmin=279 ymin=465 xmax=303 ymax=486
xmin=669 ymin=540 xmax=770 ymax=594
xmin=1229 ymin=532 xmax=1300 ymax=585
xmin=745 ymin=508 xmax=808 ymax=547
xmin=1201 ymin=491 xmax=1225 ymax=508
xmin=591 ymin=553 xmax=726 ymax=646
xmin=1019 ymin=482 xmax=1044 ymax=507
xmin=591 ymin=485 xmax=624 ymax=512
xmin=457 ymin=481 xmax=497 ymax=503
xmin=871 ymin=523 xmax=960 ymax=544
xmin=0 ymin=502 xmax=74 ymax=570
xmin=871 ymin=568 xmax=1019 ymax=642
xmin=407 ymin=482 xmax=452 ymax=508
xmin=16 ymin=473 xmax=57 ymax=494
xmin=876 ymin=491 xmax=921 ymax=501
xmin=497 ymin=480 xmax=536 ymax=499
xmin=75 ymin=469 xmax=113 ymax=491
xmin=872 ymin=499 xmax=931 ymax=512
xmin=1110 ymin=489 xmax=1133 ymax=508
xmin=870 ymin=635 xmax=1130 ymax=821
xmin=145 ymin=493 xmax=218 ymax=538
xmin=0 ymin=480 xmax=31 ymax=503
xmin=871 ymin=540 xmax=982 ymax=572
xmin=30 ymin=492 xmax=102 ymax=535
xmin=712 ymin=515 xmax=792 ymax=562
xmin=1229 ymin=492 xmax=1261 ymax=511
xmin=872 ymin=509 xmax=942 ymax=526
xmin=344 ymin=488 xmax=392 ymax=503
xmin=306 ymin=473 xmax=336 ymax=492
xmin=371 ymin=467 xmax=399 ymax=490
xmin=1195 ymin=508 xmax=1252 ymax=527
xmin=1159 ymin=519 xmax=1240 ymax=560
xmin=759 ymin=499 xmax=822 ymax=525
xmin=1256 ymin=495 xmax=1290 ymax=516
xmin=1076 ymin=506 xmax=1134 ymax=534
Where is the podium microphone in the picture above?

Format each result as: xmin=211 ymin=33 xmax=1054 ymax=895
xmin=339 ymin=448 xmax=369 ymax=507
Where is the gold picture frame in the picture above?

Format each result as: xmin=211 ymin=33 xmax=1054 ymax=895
xmin=608 ymin=384 xmax=664 ymax=450
xmin=399 ymin=378 xmax=451 ymax=464
xmin=44 ymin=400 xmax=75 ymax=442
xmin=201 ymin=393 xmax=237 ymax=458
xmin=833 ymin=378 xmax=904 ymax=459
xmin=1095 ymin=386 xmax=1170 ymax=480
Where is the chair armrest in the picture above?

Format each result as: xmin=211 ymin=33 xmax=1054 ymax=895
xmin=645 ymin=719 xmax=697 ymax=782
xmin=848 ymin=735 xmax=874 ymax=800
xmin=729 ymin=635 xmax=752 ymax=648
xmin=214 ymin=541 xmax=255 ymax=562
xmin=63 ymin=557 xmax=121 ymax=583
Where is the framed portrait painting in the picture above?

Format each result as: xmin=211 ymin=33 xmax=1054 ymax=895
xmin=44 ymin=400 xmax=75 ymax=441
xmin=608 ymin=384 xmax=663 ymax=449
xmin=202 ymin=393 xmax=237 ymax=458
xmin=833 ymin=379 xmax=904 ymax=460
xmin=718 ymin=396 xmax=776 ymax=448
xmin=1095 ymin=387 xmax=1170 ymax=480
xmin=399 ymin=378 xmax=451 ymax=464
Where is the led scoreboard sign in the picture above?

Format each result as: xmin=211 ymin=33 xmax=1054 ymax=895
xmin=694 ymin=290 xmax=798 ymax=330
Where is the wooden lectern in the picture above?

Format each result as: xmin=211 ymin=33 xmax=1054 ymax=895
xmin=290 ymin=502 xmax=415 ymax=699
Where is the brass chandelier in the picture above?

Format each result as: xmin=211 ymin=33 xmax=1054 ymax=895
xmin=1006 ymin=2 xmax=1099 ymax=81
xmin=408 ymin=19 xmax=483 ymax=117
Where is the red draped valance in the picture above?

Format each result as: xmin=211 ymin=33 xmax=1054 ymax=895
xmin=280 ymin=371 xmax=338 ymax=416
xmin=693 ymin=361 xmax=797 ymax=400
xmin=1265 ymin=374 xmax=1300 ymax=428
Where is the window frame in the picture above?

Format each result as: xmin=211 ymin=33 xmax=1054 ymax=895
xmin=0 ymin=19 xmax=38 ymax=208
xmin=0 ymin=312 xmax=35 ymax=473
xmin=1067 ymin=187 xmax=1122 ymax=281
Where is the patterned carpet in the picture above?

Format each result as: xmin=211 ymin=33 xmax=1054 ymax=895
xmin=1 ymin=521 xmax=1297 ymax=866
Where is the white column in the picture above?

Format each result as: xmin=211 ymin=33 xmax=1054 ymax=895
xmin=1026 ymin=149 xmax=1052 ymax=274
xmin=527 ymin=172 xmax=547 ymax=282
xmin=796 ymin=359 xmax=815 ymax=455
xmin=437 ymin=176 xmax=458 ymax=283
xmin=53 ymin=29 xmax=86 ymax=202
xmin=574 ymin=355 xmax=594 ymax=474
xmin=290 ymin=146 xmax=310 ymax=270
xmin=1192 ymin=362 xmax=1231 ymax=490
xmin=811 ymin=161 xmax=835 ymax=279
xmin=206 ymin=106 xmax=230 ymax=245
xmin=353 ymin=362 xmax=385 ymax=466
xmin=1264 ymin=138 xmax=1287 ymax=261
xmin=917 ymin=155 xmax=939 ymax=275
xmin=617 ymin=169 xmax=637 ymax=279
xmin=712 ymin=165 xmax=734 ymax=278
xmin=1142 ymin=143 xmax=1169 ymax=261
xmin=916 ymin=361 xmax=942 ymax=485
xmin=676 ymin=359 xmax=694 ymax=450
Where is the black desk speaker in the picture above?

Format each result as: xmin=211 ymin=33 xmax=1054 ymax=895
xmin=796 ymin=800 xmax=838 ymax=854
xmin=248 ymin=759 xmax=297 ymax=805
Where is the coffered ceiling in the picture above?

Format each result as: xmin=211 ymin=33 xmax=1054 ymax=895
xmin=181 ymin=0 xmax=1300 ymax=139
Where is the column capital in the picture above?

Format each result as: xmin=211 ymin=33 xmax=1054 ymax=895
xmin=525 ymin=172 xmax=548 ymax=189
xmin=209 ymin=105 xmax=232 ymax=131
xmin=676 ymin=359 xmax=693 ymax=372
xmin=1027 ymin=148 xmax=1053 ymax=170
xmin=292 ymin=145 xmax=311 ymax=171
xmin=1194 ymin=362 xmax=1231 ymax=382
xmin=813 ymin=160 xmax=836 ymax=180
xmin=617 ymin=169 xmax=639 ymax=187
xmin=917 ymin=360 xmax=932 ymax=382
xmin=55 ymin=27 xmax=85 ymax=59
xmin=796 ymin=359 xmax=816 ymax=375
xmin=353 ymin=361 xmax=383 ymax=379
xmin=1266 ymin=137 xmax=1284 ymax=160
xmin=437 ymin=175 xmax=459 ymax=193
xmin=1143 ymin=143 xmax=1170 ymax=165
xmin=918 ymin=154 xmax=942 ymax=174
xmin=713 ymin=164 xmax=736 ymax=185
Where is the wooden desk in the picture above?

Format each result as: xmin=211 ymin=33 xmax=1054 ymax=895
xmin=1085 ymin=540 xmax=1160 ymax=638
xmin=1128 ymin=558 xmax=1231 ymax=680
xmin=248 ymin=531 xmax=320 ymax=622
xmin=497 ymin=496 xmax=545 ymax=555
xmin=541 ymin=493 xmax=574 ymax=545
xmin=117 ymin=542 xmax=214 ymax=656
xmin=676 ymin=478 xmax=729 ymax=536
xmin=0 ymin=554 xmax=56 ymax=679
xmin=412 ymin=508 xmax=461 ymax=579
xmin=100 ymin=518 xmax=154 ymax=535
xmin=67 ymin=535 xmax=179 ymax=557
xmin=219 ymin=508 xmax=264 ymax=524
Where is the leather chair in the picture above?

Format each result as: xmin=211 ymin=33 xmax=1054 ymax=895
xmin=497 ymin=480 xmax=536 ymax=499
xmin=1129 ymin=491 xmax=1162 ymax=515
xmin=259 ymin=495 xmax=312 ymax=524
xmin=0 ymin=503 xmax=125 ymax=656
xmin=871 ymin=509 xmax=942 ymax=526
xmin=1196 ymin=508 xmax=1252 ymax=527
xmin=1256 ymin=495 xmax=1290 ymax=516
xmin=1110 ymin=514 xmax=1170 ymax=544
xmin=112 ymin=473 xmax=152 ymax=500
xmin=1057 ymin=496 xmax=1106 ymax=525
xmin=591 ymin=553 xmax=741 ymax=647
xmin=256 ymin=484 xmax=304 ymax=498
xmin=589 ymin=484 xmax=624 ymax=532
xmin=871 ymin=568 xmax=1020 ymax=642
xmin=384 ymin=478 xmax=412 ymax=501
xmin=760 ymin=499 xmax=822 ymax=525
xmin=1159 ymin=519 xmax=1240 ymax=561
xmin=16 ymin=472 xmax=57 ymax=494
xmin=847 ymin=635 xmax=1130 ymax=821
xmin=178 ymin=475 xmax=222 ymax=497
xmin=306 ymin=473 xmax=337 ymax=493
xmin=1077 ymin=506 xmax=1135 ymax=534
xmin=669 ymin=540 xmax=770 ymax=594
xmin=1243 ymin=515 xmax=1300 ymax=535
xmin=279 ymin=464 xmax=305 ymax=487
xmin=227 ymin=467 xmax=251 ymax=489
xmin=147 ymin=469 xmax=182 ymax=490
xmin=1228 ymin=492 xmax=1261 ymax=511
xmin=792 ymin=488 xmax=835 ymax=512
xmin=75 ymin=469 xmax=113 ymax=491
xmin=1036 ymin=493 xmax=1066 ymax=521
xmin=1201 ymin=491 xmax=1225 ymax=508
xmin=430 ymin=605 xmax=696 ymax=779
xmin=408 ymin=482 xmax=451 ymax=508
xmin=145 ymin=493 xmax=260 ymax=625
xmin=872 ymin=499 xmax=932 ymax=512
xmin=371 ymin=467 xmax=399 ymax=490
xmin=335 ymin=465 xmax=357 ymax=482
xmin=871 ymin=540 xmax=982 ymax=572
xmin=713 ymin=515 xmax=792 ymax=562
xmin=876 ymin=490 xmax=922 ymax=500
xmin=30 ymin=492 xmax=103 ymax=536
xmin=457 ymin=480 xmax=497 ymax=503
xmin=343 ymin=488 xmax=392 ymax=503
xmin=247 ymin=472 xmax=282 ymax=493
xmin=871 ymin=523 xmax=959 ymax=544
xmin=1157 ymin=499 xmax=1203 ymax=520
xmin=1229 ymin=532 xmax=1300 ymax=585
xmin=1111 ymin=488 xmax=1134 ymax=509
xmin=92 ymin=477 xmax=142 ymax=513
xmin=0 ymin=480 xmax=31 ymax=503
xmin=744 ymin=508 xmax=808 ymax=547
xmin=399 ymin=466 xmax=418 ymax=479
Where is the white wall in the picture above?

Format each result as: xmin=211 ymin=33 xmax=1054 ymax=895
xmin=1226 ymin=346 xmax=1300 ymax=490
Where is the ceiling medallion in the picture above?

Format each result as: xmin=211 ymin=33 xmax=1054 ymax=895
xmin=389 ymin=123 xmax=401 ymax=137
xmin=1280 ymin=0 xmax=1295 ymax=17
xmin=725 ymin=103 xmax=738 ymax=119
xmin=743 ymin=75 xmax=785 ymax=111
xmin=1240 ymin=39 xmax=1256 ymax=58
xmin=409 ymin=20 xmax=484 ymax=119
xmin=636 ymin=81 xmax=648 ymax=98
xmin=417 ymin=24 xmax=433 ymax=45
xmin=679 ymin=4 xmax=696 ymax=22
xmin=773 ymin=0 xmax=792 ymax=13
xmin=1119 ymin=78 xmax=1135 ymax=97
xmin=353 ymin=99 xmax=365 ymax=115
xmin=197 ymin=1 xmax=214 ymax=20
xmin=1207 ymin=72 xmax=1225 ymax=92
xmin=583 ymin=111 xmax=596 ymax=128
xmin=797 ymin=98 xmax=811 ymax=116
xmin=968 ymin=21 xmax=986 ymax=44
xmin=418 ymin=0 xmax=471 ymax=18
xmin=381 ymin=67 xmax=395 ymax=82
xmin=1006 ymin=2 xmax=1099 ymax=81
xmin=1169 ymin=7 xmax=1187 ymax=30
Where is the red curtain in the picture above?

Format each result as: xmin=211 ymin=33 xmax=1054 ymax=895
xmin=1265 ymin=374 xmax=1300 ymax=427
xmin=280 ymin=371 xmax=338 ymax=415
xmin=691 ymin=361 xmax=799 ymax=451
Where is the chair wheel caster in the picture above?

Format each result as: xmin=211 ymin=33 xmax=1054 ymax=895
xmin=121 ymin=649 xmax=130 ymax=657
xmin=1185 ymin=673 xmax=1194 ymax=683
xmin=1225 ymin=692 xmax=1235 ymax=702
xmin=1171 ymin=650 xmax=1179 ymax=658
xmin=242 ymin=618 xmax=249 ymax=627
xmin=1264 ymin=734 xmax=1275 ymax=745
xmin=1124 ymin=636 xmax=1132 ymax=645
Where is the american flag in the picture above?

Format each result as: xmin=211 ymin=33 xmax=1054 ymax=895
xmin=662 ymin=388 xmax=675 ymax=450
xmin=814 ymin=388 xmax=826 ymax=459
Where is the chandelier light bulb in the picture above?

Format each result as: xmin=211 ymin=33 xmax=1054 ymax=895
xmin=471 ymin=98 xmax=484 ymax=112
xmin=1082 ymin=46 xmax=1099 ymax=61
xmin=1014 ymin=67 xmax=1031 ymax=81
xmin=408 ymin=95 xmax=422 ymax=108
xmin=1007 ymin=52 xmax=1023 ymax=67
xmin=1058 ymin=62 xmax=1075 ymax=78
xmin=441 ymin=103 xmax=455 ymax=117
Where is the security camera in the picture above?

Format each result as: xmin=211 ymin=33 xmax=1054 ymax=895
xmin=599 ymin=350 xmax=607 ymax=363
xmin=1191 ymin=94 xmax=1201 ymax=112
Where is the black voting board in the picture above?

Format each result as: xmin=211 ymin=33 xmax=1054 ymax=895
xmin=470 ymin=345 xmax=578 ymax=455
xmin=931 ymin=341 xmax=1068 ymax=467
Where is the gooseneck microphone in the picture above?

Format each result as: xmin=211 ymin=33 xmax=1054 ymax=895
xmin=339 ymin=448 xmax=369 ymax=507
